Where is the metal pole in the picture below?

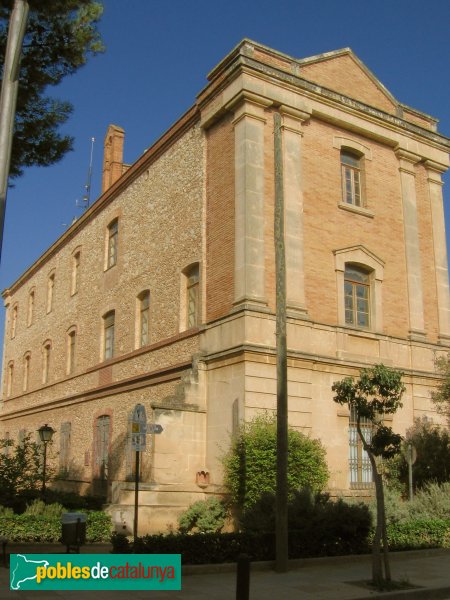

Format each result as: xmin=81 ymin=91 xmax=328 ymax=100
xmin=42 ymin=442 xmax=47 ymax=497
xmin=236 ymin=554 xmax=250 ymax=600
xmin=0 ymin=0 xmax=29 ymax=262
xmin=408 ymin=443 xmax=413 ymax=501
xmin=274 ymin=111 xmax=289 ymax=573
xmin=133 ymin=450 xmax=140 ymax=545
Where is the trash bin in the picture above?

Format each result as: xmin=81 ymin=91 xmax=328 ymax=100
xmin=61 ymin=513 xmax=86 ymax=549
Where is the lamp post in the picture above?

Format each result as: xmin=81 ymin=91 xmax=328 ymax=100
xmin=37 ymin=424 xmax=55 ymax=498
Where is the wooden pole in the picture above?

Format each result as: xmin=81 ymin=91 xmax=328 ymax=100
xmin=274 ymin=111 xmax=288 ymax=573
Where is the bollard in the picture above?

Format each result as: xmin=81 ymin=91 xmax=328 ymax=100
xmin=236 ymin=553 xmax=250 ymax=600
xmin=1 ymin=538 xmax=7 ymax=567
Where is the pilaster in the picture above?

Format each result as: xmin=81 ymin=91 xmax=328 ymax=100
xmin=425 ymin=160 xmax=450 ymax=344
xmin=395 ymin=148 xmax=426 ymax=341
xmin=226 ymin=92 xmax=272 ymax=309
xmin=279 ymin=105 xmax=311 ymax=319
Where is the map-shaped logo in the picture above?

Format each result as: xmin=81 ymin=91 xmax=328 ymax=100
xmin=10 ymin=554 xmax=49 ymax=590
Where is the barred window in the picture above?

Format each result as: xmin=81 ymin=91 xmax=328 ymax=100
xmin=349 ymin=406 xmax=374 ymax=488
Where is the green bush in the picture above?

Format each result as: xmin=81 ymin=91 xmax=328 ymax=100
xmin=388 ymin=519 xmax=450 ymax=550
xmin=24 ymin=500 xmax=65 ymax=518
xmin=0 ymin=511 xmax=112 ymax=543
xmin=178 ymin=497 xmax=227 ymax=533
xmin=222 ymin=414 xmax=329 ymax=514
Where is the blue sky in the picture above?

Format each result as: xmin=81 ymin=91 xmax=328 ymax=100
xmin=1 ymin=0 xmax=450 ymax=342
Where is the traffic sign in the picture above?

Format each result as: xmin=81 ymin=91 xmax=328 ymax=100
xmin=147 ymin=423 xmax=163 ymax=434
xmin=131 ymin=404 xmax=147 ymax=451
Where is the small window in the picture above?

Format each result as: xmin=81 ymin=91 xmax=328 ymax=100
xmin=344 ymin=265 xmax=370 ymax=328
xmin=23 ymin=353 xmax=31 ymax=392
xmin=137 ymin=291 xmax=150 ymax=348
xmin=59 ymin=422 xmax=71 ymax=476
xmin=103 ymin=311 xmax=115 ymax=360
xmin=6 ymin=361 xmax=14 ymax=397
xmin=186 ymin=264 xmax=199 ymax=329
xmin=107 ymin=219 xmax=118 ymax=268
xmin=11 ymin=304 xmax=18 ymax=339
xmin=71 ymin=251 xmax=81 ymax=295
xmin=95 ymin=415 xmax=110 ymax=480
xmin=341 ymin=150 xmax=363 ymax=207
xmin=42 ymin=341 xmax=51 ymax=384
xmin=27 ymin=290 xmax=35 ymax=326
xmin=349 ymin=406 xmax=374 ymax=488
xmin=67 ymin=329 xmax=77 ymax=374
xmin=47 ymin=273 xmax=55 ymax=313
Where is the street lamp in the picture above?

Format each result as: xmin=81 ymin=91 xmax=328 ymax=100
xmin=37 ymin=424 xmax=55 ymax=498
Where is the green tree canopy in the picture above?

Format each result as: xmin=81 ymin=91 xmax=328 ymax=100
xmin=0 ymin=0 xmax=104 ymax=178
xmin=222 ymin=413 xmax=329 ymax=513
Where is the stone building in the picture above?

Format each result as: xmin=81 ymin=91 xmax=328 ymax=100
xmin=1 ymin=40 xmax=450 ymax=533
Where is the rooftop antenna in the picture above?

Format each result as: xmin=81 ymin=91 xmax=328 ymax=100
xmin=76 ymin=137 xmax=95 ymax=210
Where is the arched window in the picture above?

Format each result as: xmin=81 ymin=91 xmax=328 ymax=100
xmin=6 ymin=361 xmax=14 ymax=397
xmin=137 ymin=290 xmax=150 ymax=348
xmin=11 ymin=304 xmax=18 ymax=339
xmin=23 ymin=352 xmax=31 ymax=391
xmin=71 ymin=250 xmax=81 ymax=295
xmin=341 ymin=150 xmax=363 ymax=207
xmin=106 ymin=219 xmax=118 ymax=268
xmin=42 ymin=340 xmax=52 ymax=384
xmin=103 ymin=311 xmax=115 ymax=360
xmin=185 ymin=264 xmax=199 ymax=329
xmin=27 ymin=289 xmax=35 ymax=326
xmin=67 ymin=327 xmax=77 ymax=374
xmin=344 ymin=265 xmax=370 ymax=328
xmin=47 ymin=272 xmax=55 ymax=313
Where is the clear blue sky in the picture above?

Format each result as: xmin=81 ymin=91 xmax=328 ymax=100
xmin=1 ymin=0 xmax=450 ymax=342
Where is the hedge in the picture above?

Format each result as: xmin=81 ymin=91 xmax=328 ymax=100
xmin=112 ymin=519 xmax=450 ymax=564
xmin=0 ymin=511 xmax=112 ymax=543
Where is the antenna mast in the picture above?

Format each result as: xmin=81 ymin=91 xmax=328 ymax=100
xmin=83 ymin=137 xmax=95 ymax=208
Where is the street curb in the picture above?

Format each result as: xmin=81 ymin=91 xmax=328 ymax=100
xmin=352 ymin=586 xmax=450 ymax=600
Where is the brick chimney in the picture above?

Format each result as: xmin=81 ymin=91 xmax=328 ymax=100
xmin=102 ymin=125 xmax=125 ymax=193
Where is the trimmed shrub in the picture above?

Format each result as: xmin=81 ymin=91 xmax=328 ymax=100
xmin=222 ymin=414 xmax=329 ymax=514
xmin=178 ymin=497 xmax=227 ymax=533
xmin=388 ymin=519 xmax=450 ymax=550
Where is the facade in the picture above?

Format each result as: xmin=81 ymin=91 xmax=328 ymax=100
xmin=1 ymin=40 xmax=450 ymax=533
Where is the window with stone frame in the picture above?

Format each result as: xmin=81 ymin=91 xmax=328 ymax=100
xmin=42 ymin=341 xmax=51 ymax=384
xmin=341 ymin=149 xmax=363 ymax=207
xmin=344 ymin=264 xmax=371 ymax=328
xmin=59 ymin=422 xmax=71 ymax=477
xmin=349 ymin=406 xmax=374 ymax=488
xmin=71 ymin=250 xmax=81 ymax=295
xmin=186 ymin=263 xmax=199 ymax=329
xmin=103 ymin=311 xmax=115 ymax=360
xmin=11 ymin=304 xmax=18 ymax=338
xmin=137 ymin=290 xmax=150 ymax=348
xmin=6 ymin=361 xmax=14 ymax=397
xmin=67 ymin=328 xmax=77 ymax=374
xmin=27 ymin=289 xmax=35 ymax=326
xmin=106 ymin=218 xmax=118 ymax=268
xmin=47 ymin=272 xmax=55 ymax=313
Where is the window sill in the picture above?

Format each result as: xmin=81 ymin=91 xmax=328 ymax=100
xmin=338 ymin=202 xmax=374 ymax=218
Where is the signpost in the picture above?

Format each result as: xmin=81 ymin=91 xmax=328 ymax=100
xmin=131 ymin=404 xmax=164 ymax=545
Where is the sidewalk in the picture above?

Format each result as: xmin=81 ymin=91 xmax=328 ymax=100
xmin=1 ymin=545 xmax=449 ymax=599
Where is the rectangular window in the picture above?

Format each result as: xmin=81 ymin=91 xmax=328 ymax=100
xmin=104 ymin=311 xmax=115 ymax=360
xmin=107 ymin=219 xmax=118 ymax=268
xmin=344 ymin=266 xmax=370 ymax=328
xmin=95 ymin=415 xmax=110 ymax=480
xmin=341 ymin=151 xmax=363 ymax=207
xmin=349 ymin=406 xmax=373 ymax=488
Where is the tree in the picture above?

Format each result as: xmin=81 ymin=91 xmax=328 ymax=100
xmin=388 ymin=418 xmax=450 ymax=493
xmin=222 ymin=413 xmax=329 ymax=515
xmin=0 ymin=0 xmax=104 ymax=178
xmin=0 ymin=434 xmax=54 ymax=511
xmin=432 ymin=354 xmax=450 ymax=427
xmin=332 ymin=364 xmax=404 ymax=588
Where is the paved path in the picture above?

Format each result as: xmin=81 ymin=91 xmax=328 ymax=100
xmin=1 ymin=546 xmax=449 ymax=599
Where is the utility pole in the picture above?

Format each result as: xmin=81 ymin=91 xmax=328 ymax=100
xmin=274 ymin=111 xmax=288 ymax=573
xmin=0 ymin=0 xmax=29 ymax=263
